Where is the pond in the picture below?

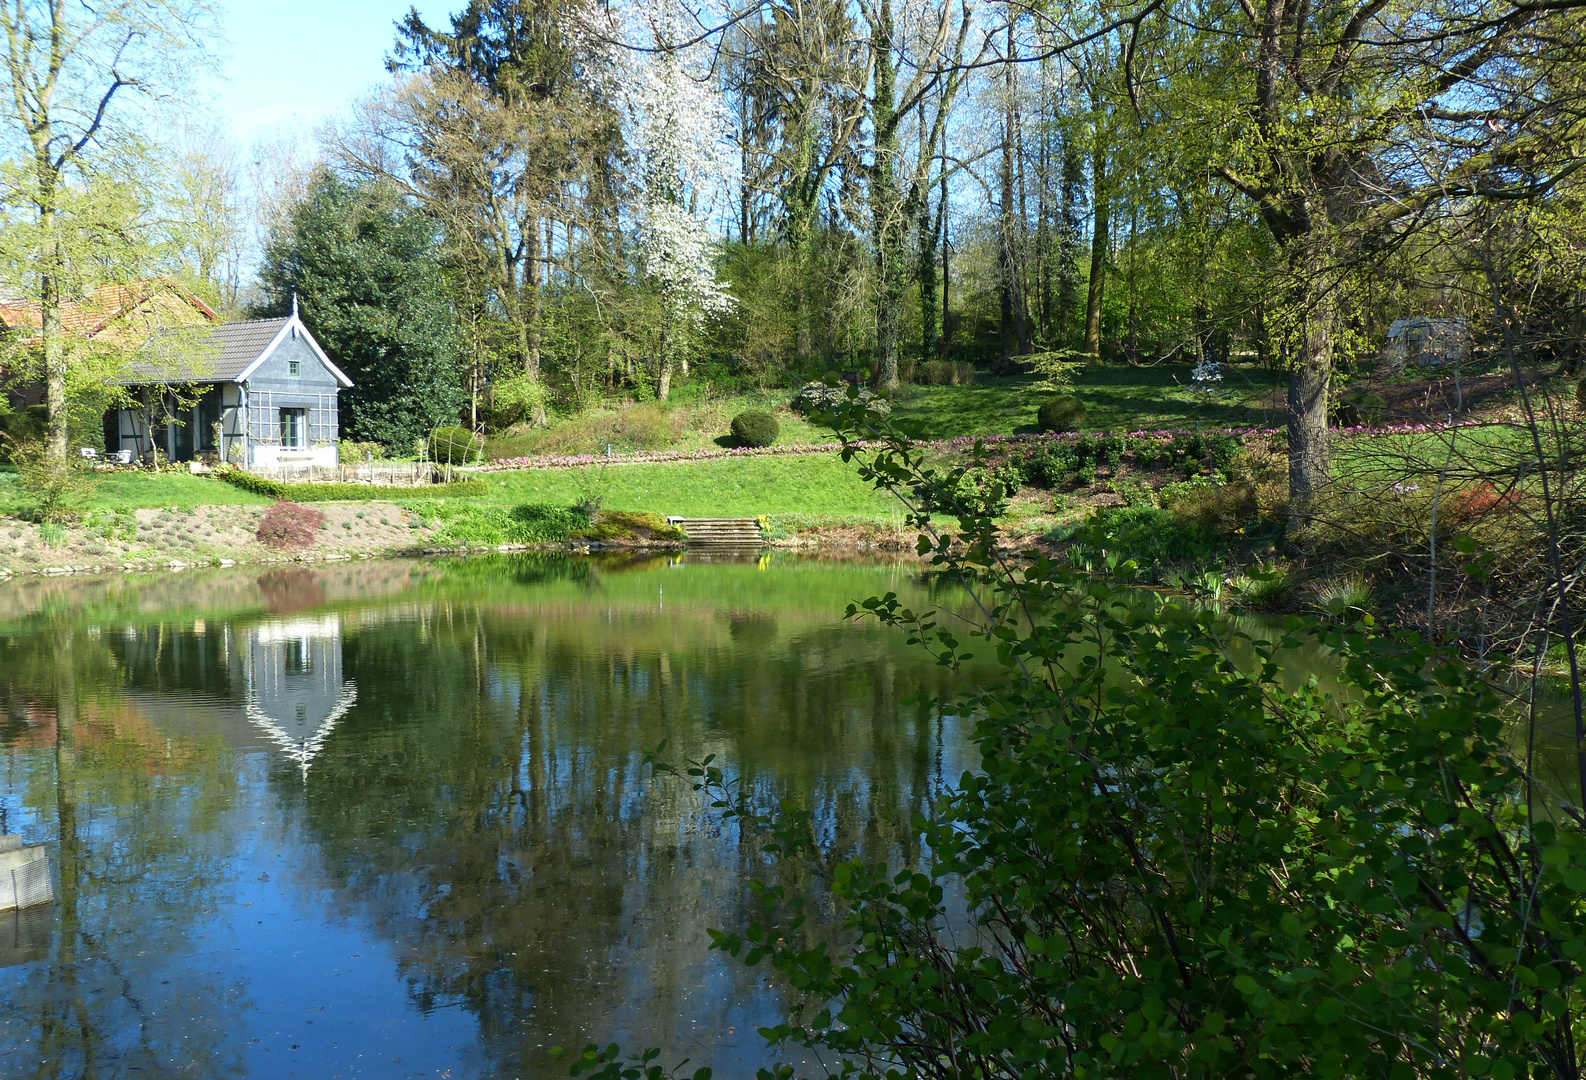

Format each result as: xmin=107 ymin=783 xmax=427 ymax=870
xmin=1 ymin=553 xmax=1577 ymax=1079
xmin=0 ymin=554 xmax=988 ymax=1079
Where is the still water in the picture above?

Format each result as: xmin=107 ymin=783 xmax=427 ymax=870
xmin=0 ymin=554 xmax=986 ymax=1079
xmin=4 ymin=554 xmax=1571 ymax=1080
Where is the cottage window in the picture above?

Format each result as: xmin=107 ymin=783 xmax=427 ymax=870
xmin=279 ymin=408 xmax=307 ymax=448
xmin=288 ymin=359 xmax=301 ymax=378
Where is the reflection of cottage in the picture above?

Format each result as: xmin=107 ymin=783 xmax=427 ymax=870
xmin=243 ymin=618 xmax=358 ymax=779
xmin=112 ymin=302 xmax=352 ymax=466
xmin=113 ymin=616 xmax=356 ymax=779
xmin=1385 ymin=317 xmax=1471 ymax=368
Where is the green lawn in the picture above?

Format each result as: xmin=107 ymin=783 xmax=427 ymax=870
xmin=0 ymin=468 xmax=271 ymax=516
xmin=464 ymin=453 xmax=892 ymax=518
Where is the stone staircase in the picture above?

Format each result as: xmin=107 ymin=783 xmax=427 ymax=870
xmin=670 ymin=518 xmax=765 ymax=549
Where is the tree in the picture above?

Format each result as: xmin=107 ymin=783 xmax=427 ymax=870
xmin=609 ymin=2 xmax=739 ymax=400
xmin=0 ymin=0 xmax=211 ymax=464
xmin=256 ymin=172 xmax=468 ymax=452
xmin=1175 ymin=0 xmax=1576 ymax=508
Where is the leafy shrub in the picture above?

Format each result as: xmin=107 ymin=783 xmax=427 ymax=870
xmin=215 ymin=467 xmax=486 ymax=502
xmin=1020 ymin=433 xmax=1126 ymax=486
xmin=1085 ymin=504 xmax=1221 ymax=573
xmin=790 ymin=383 xmax=892 ymax=418
xmin=256 ymin=501 xmax=326 ymax=549
xmin=1313 ymin=573 xmax=1373 ymax=615
xmin=729 ymin=409 xmax=780 ymax=447
xmin=5 ymin=437 xmax=97 ymax=523
xmin=1036 ymin=394 xmax=1086 ymax=432
xmin=338 ymin=440 xmax=386 ymax=462
xmin=626 ymin=401 xmax=1586 ymax=1080
xmin=1230 ymin=562 xmax=1297 ymax=609
xmin=427 ymin=425 xmax=483 ymax=464
xmin=917 ymin=360 xmax=976 ymax=386
xmin=572 ymin=510 xmax=685 ymax=543
xmin=1131 ymin=430 xmax=1244 ymax=474
xmin=1159 ymin=446 xmax=1286 ymax=534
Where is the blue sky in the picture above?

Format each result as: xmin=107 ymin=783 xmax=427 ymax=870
xmin=208 ymin=1 xmax=456 ymax=146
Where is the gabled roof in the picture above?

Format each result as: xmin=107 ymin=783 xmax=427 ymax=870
xmin=0 ymin=279 xmax=219 ymax=346
xmin=126 ymin=312 xmax=353 ymax=388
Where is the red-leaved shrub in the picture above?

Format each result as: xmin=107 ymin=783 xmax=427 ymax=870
xmin=256 ymin=501 xmax=326 ymax=549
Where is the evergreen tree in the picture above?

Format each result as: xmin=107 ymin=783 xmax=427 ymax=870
xmin=257 ymin=173 xmax=467 ymax=452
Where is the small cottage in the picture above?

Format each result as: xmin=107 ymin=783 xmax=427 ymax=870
xmin=113 ymin=305 xmax=352 ymax=466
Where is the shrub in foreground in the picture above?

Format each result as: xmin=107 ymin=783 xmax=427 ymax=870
xmin=1036 ymin=393 xmax=1086 ymax=432
xmin=729 ymin=409 xmax=780 ymax=447
xmin=583 ymin=410 xmax=1586 ymax=1080
xmin=256 ymin=501 xmax=325 ymax=549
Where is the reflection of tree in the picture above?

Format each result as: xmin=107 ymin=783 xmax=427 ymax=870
xmin=287 ymin=573 xmax=971 ymax=1076
xmin=0 ymin=626 xmax=246 ymax=1078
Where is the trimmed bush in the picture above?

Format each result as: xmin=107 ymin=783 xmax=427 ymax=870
xmin=215 ymin=467 xmax=486 ymax=502
xmin=730 ymin=409 xmax=780 ymax=447
xmin=256 ymin=501 xmax=326 ymax=549
xmin=427 ymin=425 xmax=483 ymax=464
xmin=1037 ymin=395 xmax=1086 ymax=433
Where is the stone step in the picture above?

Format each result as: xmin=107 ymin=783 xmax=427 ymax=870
xmin=670 ymin=518 xmax=765 ymax=548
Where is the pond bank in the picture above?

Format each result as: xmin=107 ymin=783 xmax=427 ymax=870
xmin=1 ymin=501 xmax=923 ymax=578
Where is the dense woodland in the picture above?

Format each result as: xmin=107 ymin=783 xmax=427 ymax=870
xmin=1 ymin=0 xmax=1581 ymax=508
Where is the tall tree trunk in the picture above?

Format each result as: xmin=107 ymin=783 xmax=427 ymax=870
xmin=1286 ymin=259 xmax=1334 ymax=510
xmin=1084 ymin=137 xmax=1109 ymax=359
xmin=870 ymin=0 xmax=904 ymax=395
xmin=42 ymin=211 xmax=67 ymax=464
xmin=939 ymin=127 xmax=950 ymax=360
xmin=1058 ymin=124 xmax=1083 ymax=346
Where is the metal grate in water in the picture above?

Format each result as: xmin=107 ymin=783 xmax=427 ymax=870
xmin=11 ymin=856 xmax=52 ymax=909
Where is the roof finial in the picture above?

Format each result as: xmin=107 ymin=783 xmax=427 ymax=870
xmin=291 ymin=292 xmax=298 ymax=319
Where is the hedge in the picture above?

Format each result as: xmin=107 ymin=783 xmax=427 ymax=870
xmin=215 ymin=468 xmax=487 ymax=502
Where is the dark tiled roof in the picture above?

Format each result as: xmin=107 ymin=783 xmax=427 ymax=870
xmin=125 ymin=318 xmax=290 ymax=384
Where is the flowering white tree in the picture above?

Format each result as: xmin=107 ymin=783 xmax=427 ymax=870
xmin=602 ymin=1 xmax=739 ymax=399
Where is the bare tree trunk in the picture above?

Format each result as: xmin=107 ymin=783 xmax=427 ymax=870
xmin=42 ymin=224 xmax=68 ymax=462
xmin=870 ymin=0 xmax=903 ymax=395
xmin=1287 ymin=272 xmax=1334 ymax=510
xmin=1084 ymin=138 xmax=1109 ymax=360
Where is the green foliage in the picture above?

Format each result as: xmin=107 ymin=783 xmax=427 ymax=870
xmin=424 ymin=502 xmax=592 ymax=546
xmin=572 ymin=510 xmax=685 ymax=543
xmin=338 ymin=440 xmax=386 ymax=463
xmin=618 ymin=401 xmax=1586 ymax=1080
xmin=1314 ymin=573 xmax=1374 ymax=616
xmin=1027 ymin=350 xmax=1082 ymax=394
xmin=1021 ymin=432 xmax=1244 ymax=490
xmin=4 ymin=436 xmax=97 ymax=522
xmin=1036 ymin=394 xmax=1086 ymax=432
xmin=730 ymin=409 xmax=780 ymax=448
xmin=256 ymin=172 xmax=467 ymax=452
xmin=213 ymin=467 xmax=486 ymax=502
xmin=1230 ymin=563 xmax=1298 ymax=610
xmin=427 ymin=425 xmax=484 ymax=465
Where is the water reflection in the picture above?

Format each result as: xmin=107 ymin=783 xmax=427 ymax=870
xmin=0 ymin=555 xmax=976 ymax=1079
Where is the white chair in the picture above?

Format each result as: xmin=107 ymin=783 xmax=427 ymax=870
xmin=79 ymin=447 xmax=98 ymax=459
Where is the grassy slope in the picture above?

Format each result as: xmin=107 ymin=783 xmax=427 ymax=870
xmin=0 ymin=363 xmax=1288 ymax=527
xmin=0 ymin=468 xmax=271 ymax=515
xmin=463 ymin=453 xmax=891 ymax=517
